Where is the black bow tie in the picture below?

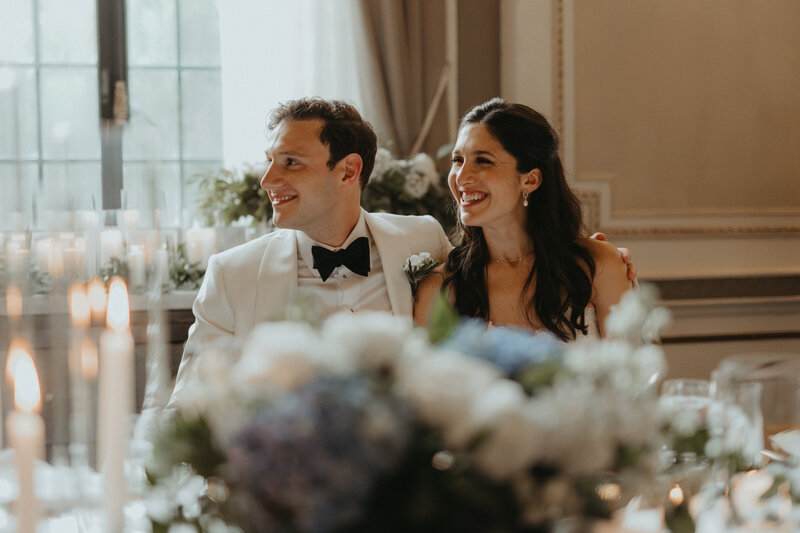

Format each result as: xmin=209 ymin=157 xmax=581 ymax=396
xmin=311 ymin=236 xmax=371 ymax=282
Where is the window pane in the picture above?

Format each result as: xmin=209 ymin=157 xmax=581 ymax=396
xmin=127 ymin=0 xmax=177 ymax=66
xmin=179 ymin=0 xmax=220 ymax=67
xmin=39 ymin=0 xmax=97 ymax=64
xmin=0 ymin=162 xmax=38 ymax=228
xmin=125 ymin=68 xmax=180 ymax=159
xmin=0 ymin=68 xmax=39 ymax=160
xmin=180 ymin=70 xmax=222 ymax=160
xmin=122 ymin=162 xmax=180 ymax=226
xmin=0 ymin=0 xmax=35 ymax=62
xmin=41 ymin=161 xmax=101 ymax=211
xmin=40 ymin=67 xmax=101 ymax=160
xmin=182 ymin=161 xmax=222 ymax=226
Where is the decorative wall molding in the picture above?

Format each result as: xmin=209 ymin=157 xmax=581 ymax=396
xmin=560 ymin=0 xmax=800 ymax=238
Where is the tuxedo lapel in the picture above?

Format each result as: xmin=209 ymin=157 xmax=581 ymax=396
xmin=365 ymin=212 xmax=413 ymax=317
xmin=252 ymin=229 xmax=298 ymax=327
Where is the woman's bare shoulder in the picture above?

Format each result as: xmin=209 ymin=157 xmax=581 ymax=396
xmin=578 ymin=237 xmax=627 ymax=274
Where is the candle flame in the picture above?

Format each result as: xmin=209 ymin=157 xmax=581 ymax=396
xmin=80 ymin=337 xmax=99 ymax=379
xmin=69 ymin=282 xmax=90 ymax=328
xmin=88 ymin=277 xmax=107 ymax=318
xmin=12 ymin=349 xmax=40 ymax=413
xmin=669 ymin=484 xmax=684 ymax=506
xmin=6 ymin=339 xmax=31 ymax=383
xmin=6 ymin=284 xmax=22 ymax=318
xmin=106 ymin=278 xmax=130 ymax=331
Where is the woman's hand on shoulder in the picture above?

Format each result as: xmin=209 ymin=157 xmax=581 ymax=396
xmin=581 ymin=237 xmax=632 ymax=336
xmin=413 ymin=265 xmax=446 ymax=327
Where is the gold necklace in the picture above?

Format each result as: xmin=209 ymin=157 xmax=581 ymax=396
xmin=490 ymin=252 xmax=534 ymax=264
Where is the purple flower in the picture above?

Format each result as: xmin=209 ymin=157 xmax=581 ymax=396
xmin=226 ymin=377 xmax=409 ymax=533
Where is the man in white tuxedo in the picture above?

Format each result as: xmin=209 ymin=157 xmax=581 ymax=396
xmin=165 ymin=98 xmax=451 ymax=407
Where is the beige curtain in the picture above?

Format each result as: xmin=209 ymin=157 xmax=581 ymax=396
xmin=359 ymin=0 xmax=450 ymax=157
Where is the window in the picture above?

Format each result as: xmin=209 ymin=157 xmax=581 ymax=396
xmin=0 ymin=0 xmax=223 ymax=229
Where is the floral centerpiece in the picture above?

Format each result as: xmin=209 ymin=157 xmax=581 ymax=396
xmin=192 ymin=166 xmax=273 ymax=229
xmin=360 ymin=147 xmax=455 ymax=233
xmin=145 ymin=289 xmax=668 ymax=532
xmin=191 ymin=147 xmax=455 ymax=236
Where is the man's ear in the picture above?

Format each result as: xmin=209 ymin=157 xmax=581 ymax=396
xmin=340 ymin=153 xmax=363 ymax=188
xmin=524 ymin=168 xmax=543 ymax=192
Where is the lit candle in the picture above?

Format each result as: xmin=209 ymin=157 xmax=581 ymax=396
xmin=98 ymin=278 xmax=134 ymax=532
xmin=6 ymin=347 xmax=44 ymax=533
xmin=87 ymin=278 xmax=107 ymax=325
xmin=668 ymin=484 xmax=684 ymax=506
xmin=99 ymin=229 xmax=124 ymax=266
xmin=185 ymin=226 xmax=216 ymax=270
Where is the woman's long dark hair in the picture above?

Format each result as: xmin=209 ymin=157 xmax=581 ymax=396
xmin=443 ymin=98 xmax=594 ymax=341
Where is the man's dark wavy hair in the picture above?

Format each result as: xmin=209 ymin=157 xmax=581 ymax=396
xmin=443 ymin=98 xmax=595 ymax=341
xmin=268 ymin=98 xmax=377 ymax=189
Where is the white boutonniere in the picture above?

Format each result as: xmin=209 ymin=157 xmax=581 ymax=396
xmin=404 ymin=252 xmax=440 ymax=300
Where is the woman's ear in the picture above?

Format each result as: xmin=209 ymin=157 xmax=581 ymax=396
xmin=524 ymin=168 xmax=543 ymax=192
xmin=340 ymin=153 xmax=363 ymax=187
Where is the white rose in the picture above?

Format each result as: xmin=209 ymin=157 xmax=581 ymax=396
xmin=396 ymin=348 xmax=501 ymax=447
xmin=321 ymin=311 xmax=411 ymax=370
xmin=233 ymin=322 xmax=334 ymax=391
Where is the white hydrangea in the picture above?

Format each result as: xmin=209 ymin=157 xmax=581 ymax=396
xmin=410 ymin=152 xmax=439 ymax=186
xmin=605 ymin=284 xmax=669 ymax=342
xmin=470 ymin=381 xmax=545 ymax=480
xmin=531 ymin=382 xmax=619 ymax=473
xmin=321 ymin=311 xmax=413 ymax=370
xmin=233 ymin=321 xmax=348 ymax=393
xmin=369 ymin=147 xmax=394 ymax=183
xmin=403 ymin=170 xmax=431 ymax=198
xmin=396 ymin=348 xmax=502 ymax=447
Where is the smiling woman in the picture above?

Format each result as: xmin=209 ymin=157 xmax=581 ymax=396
xmin=414 ymin=98 xmax=631 ymax=340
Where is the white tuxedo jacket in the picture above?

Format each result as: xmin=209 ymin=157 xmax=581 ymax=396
xmin=165 ymin=212 xmax=451 ymax=408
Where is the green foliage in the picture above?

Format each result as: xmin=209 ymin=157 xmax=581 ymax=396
xmin=339 ymin=428 xmax=535 ymax=533
xmin=192 ymin=167 xmax=272 ymax=227
xmin=99 ymin=257 xmax=130 ymax=286
xmin=149 ymin=415 xmax=226 ymax=482
xmin=427 ymin=290 xmax=461 ymax=344
xmin=517 ymin=360 xmax=562 ymax=395
xmin=169 ymin=243 xmax=206 ymax=290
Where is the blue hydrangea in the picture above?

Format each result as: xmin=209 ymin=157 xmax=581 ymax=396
xmin=442 ymin=319 xmax=564 ymax=377
xmin=226 ymin=376 xmax=410 ymax=533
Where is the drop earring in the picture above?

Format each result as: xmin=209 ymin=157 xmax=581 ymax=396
xmin=522 ymin=190 xmax=529 ymax=207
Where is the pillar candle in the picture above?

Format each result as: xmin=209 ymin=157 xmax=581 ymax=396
xmin=6 ymin=348 xmax=44 ymax=533
xmin=127 ymin=244 xmax=146 ymax=290
xmin=98 ymin=278 xmax=134 ymax=532
xmin=99 ymin=229 xmax=124 ymax=266
xmin=185 ymin=227 xmax=216 ymax=270
xmin=69 ymin=283 xmax=91 ymax=468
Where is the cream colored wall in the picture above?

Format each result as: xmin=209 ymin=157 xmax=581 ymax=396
xmin=500 ymin=0 xmax=800 ymax=379
xmin=501 ymin=0 xmax=800 ymax=279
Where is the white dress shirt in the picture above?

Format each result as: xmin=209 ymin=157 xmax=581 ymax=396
xmin=295 ymin=212 xmax=392 ymax=316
